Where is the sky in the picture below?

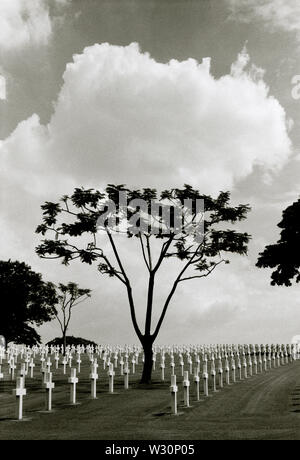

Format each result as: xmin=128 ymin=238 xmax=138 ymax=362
xmin=1 ymin=0 xmax=300 ymax=346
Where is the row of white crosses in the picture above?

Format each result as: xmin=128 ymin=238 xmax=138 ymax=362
xmin=1 ymin=343 xmax=297 ymax=381
xmin=165 ymin=343 xmax=297 ymax=414
xmin=0 ymin=343 xmax=298 ymax=420
xmin=0 ymin=344 xmax=139 ymax=420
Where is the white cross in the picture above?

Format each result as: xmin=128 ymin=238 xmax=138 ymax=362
xmin=194 ymin=370 xmax=200 ymax=401
xmin=62 ymin=357 xmax=68 ymax=375
xmin=46 ymin=358 xmax=52 ymax=372
xmin=77 ymin=354 xmax=82 ymax=373
xmin=120 ymin=358 xmax=124 ymax=376
xmin=202 ymin=362 xmax=209 ymax=397
xmin=131 ymin=357 xmax=136 ymax=374
xmin=29 ymin=359 xmax=35 ymax=378
xmin=108 ymin=363 xmax=115 ymax=393
xmin=89 ymin=362 xmax=98 ymax=399
xmin=124 ymin=365 xmax=130 ymax=390
xmin=68 ymin=368 xmax=79 ymax=404
xmin=12 ymin=376 xmax=27 ymax=420
xmin=170 ymin=374 xmax=178 ymax=414
xmin=10 ymin=359 xmax=16 ymax=381
xmin=183 ymin=371 xmax=190 ymax=407
xmin=45 ymin=372 xmax=55 ymax=411
xmin=54 ymin=354 xmax=60 ymax=369
xmin=160 ymin=361 xmax=165 ymax=381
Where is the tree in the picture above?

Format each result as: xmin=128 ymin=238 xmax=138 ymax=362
xmin=256 ymin=198 xmax=300 ymax=286
xmin=0 ymin=260 xmax=57 ymax=345
xmin=36 ymin=185 xmax=250 ymax=383
xmin=47 ymin=336 xmax=97 ymax=348
xmin=53 ymin=282 xmax=91 ymax=355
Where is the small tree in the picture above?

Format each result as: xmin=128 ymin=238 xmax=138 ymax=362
xmin=36 ymin=185 xmax=250 ymax=383
xmin=54 ymin=282 xmax=91 ymax=355
xmin=257 ymin=198 xmax=300 ymax=285
xmin=0 ymin=260 xmax=57 ymax=345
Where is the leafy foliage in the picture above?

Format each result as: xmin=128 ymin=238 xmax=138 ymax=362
xmin=36 ymin=185 xmax=250 ymax=273
xmin=46 ymin=336 xmax=97 ymax=348
xmin=0 ymin=260 xmax=57 ymax=344
xmin=257 ymin=198 xmax=300 ymax=286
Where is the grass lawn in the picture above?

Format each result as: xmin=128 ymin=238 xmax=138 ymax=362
xmin=1 ymin=354 xmax=300 ymax=440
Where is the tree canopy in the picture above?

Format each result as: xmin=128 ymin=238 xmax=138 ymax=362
xmin=36 ymin=184 xmax=251 ymax=382
xmin=0 ymin=260 xmax=57 ymax=344
xmin=47 ymin=336 xmax=97 ymax=348
xmin=257 ymin=198 xmax=300 ymax=286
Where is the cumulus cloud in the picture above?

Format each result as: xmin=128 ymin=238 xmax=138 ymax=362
xmin=0 ymin=74 xmax=6 ymax=100
xmin=227 ymin=0 xmax=300 ymax=37
xmin=0 ymin=0 xmax=69 ymax=51
xmin=56 ymin=43 xmax=291 ymax=189
xmin=1 ymin=42 xmax=291 ymax=197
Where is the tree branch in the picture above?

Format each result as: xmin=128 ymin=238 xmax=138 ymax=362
xmin=179 ymin=259 xmax=226 ymax=282
xmin=145 ymin=235 xmax=153 ymax=271
xmin=152 ymin=239 xmax=207 ymax=340
xmin=106 ymin=229 xmax=129 ymax=282
xmin=139 ymin=234 xmax=150 ymax=271
xmin=54 ymin=311 xmax=64 ymax=335
xmin=153 ymin=234 xmax=175 ymax=273
xmin=106 ymin=229 xmax=143 ymax=341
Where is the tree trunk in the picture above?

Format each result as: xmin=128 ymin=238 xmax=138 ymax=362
xmin=63 ymin=331 xmax=67 ymax=356
xmin=140 ymin=336 xmax=154 ymax=384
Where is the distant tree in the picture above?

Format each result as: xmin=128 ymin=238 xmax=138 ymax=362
xmin=36 ymin=185 xmax=250 ymax=383
xmin=53 ymin=283 xmax=91 ymax=355
xmin=0 ymin=260 xmax=57 ymax=345
xmin=257 ymin=198 xmax=300 ymax=285
xmin=47 ymin=335 xmax=97 ymax=348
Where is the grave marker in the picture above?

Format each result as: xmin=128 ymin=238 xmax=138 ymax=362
xmin=45 ymin=372 xmax=55 ymax=411
xmin=210 ymin=357 xmax=217 ymax=392
xmin=202 ymin=360 xmax=209 ymax=397
xmin=89 ymin=362 xmax=98 ymax=399
xmin=68 ymin=368 xmax=79 ymax=405
xmin=218 ymin=357 xmax=223 ymax=388
xmin=225 ymin=356 xmax=230 ymax=385
xmin=12 ymin=376 xmax=26 ymax=420
xmin=170 ymin=375 xmax=178 ymax=415
xmin=193 ymin=369 xmax=200 ymax=401
xmin=124 ymin=364 xmax=130 ymax=390
xmin=183 ymin=371 xmax=190 ymax=407
xmin=108 ymin=363 xmax=115 ymax=393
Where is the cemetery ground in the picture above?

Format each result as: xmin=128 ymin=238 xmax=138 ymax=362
xmin=1 ymin=356 xmax=300 ymax=440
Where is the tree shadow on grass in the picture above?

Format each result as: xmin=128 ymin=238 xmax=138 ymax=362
xmin=133 ymin=381 xmax=168 ymax=390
